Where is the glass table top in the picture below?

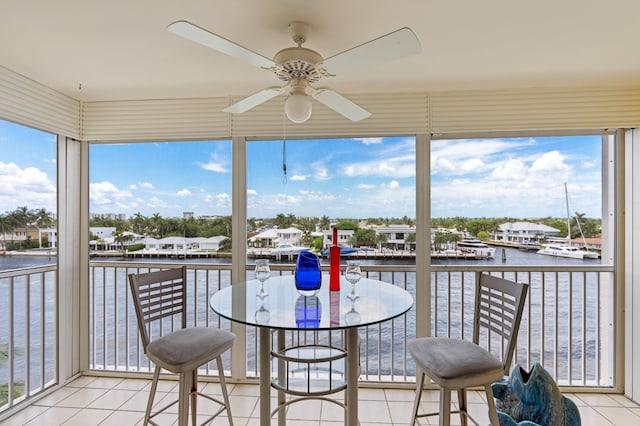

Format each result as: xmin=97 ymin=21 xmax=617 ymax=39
xmin=209 ymin=275 xmax=414 ymax=330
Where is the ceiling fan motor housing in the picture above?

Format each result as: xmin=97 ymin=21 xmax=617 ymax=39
xmin=273 ymin=47 xmax=323 ymax=83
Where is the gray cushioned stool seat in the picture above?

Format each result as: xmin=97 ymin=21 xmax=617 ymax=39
xmin=408 ymin=337 xmax=504 ymax=389
xmin=148 ymin=327 xmax=235 ymax=373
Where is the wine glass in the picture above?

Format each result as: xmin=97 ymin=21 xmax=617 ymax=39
xmin=345 ymin=299 xmax=361 ymax=325
xmin=344 ymin=260 xmax=362 ymax=300
xmin=254 ymin=259 xmax=270 ymax=298
xmin=254 ymin=300 xmax=270 ymax=324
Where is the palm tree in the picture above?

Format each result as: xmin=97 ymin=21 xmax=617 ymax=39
xmin=130 ymin=212 xmax=147 ymax=235
xmin=34 ymin=208 xmax=54 ymax=228
xmin=13 ymin=206 xmax=33 ymax=249
xmin=320 ymin=215 xmax=330 ymax=230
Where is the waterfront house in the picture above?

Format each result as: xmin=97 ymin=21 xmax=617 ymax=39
xmin=322 ymin=228 xmax=356 ymax=249
xmin=493 ymin=221 xmax=561 ymax=244
xmin=199 ymin=236 xmax=227 ymax=251
xmin=248 ymin=227 xmax=304 ymax=248
xmin=2 ymin=2 xmax=640 ymax=424
xmin=375 ymin=224 xmax=417 ymax=251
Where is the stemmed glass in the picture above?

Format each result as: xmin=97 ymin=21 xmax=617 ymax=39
xmin=255 ymin=300 xmax=270 ymax=324
xmin=254 ymin=259 xmax=270 ymax=298
xmin=344 ymin=260 xmax=362 ymax=300
xmin=345 ymin=298 xmax=361 ymax=325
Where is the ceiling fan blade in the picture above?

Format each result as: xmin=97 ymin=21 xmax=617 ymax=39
xmin=167 ymin=21 xmax=275 ymax=69
xmin=320 ymin=27 xmax=421 ymax=76
xmin=223 ymin=87 xmax=284 ymax=114
xmin=311 ymin=89 xmax=371 ymax=122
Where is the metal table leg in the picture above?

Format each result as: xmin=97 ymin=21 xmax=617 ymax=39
xmin=259 ymin=327 xmax=271 ymax=426
xmin=346 ymin=328 xmax=359 ymax=425
xmin=277 ymin=330 xmax=286 ymax=426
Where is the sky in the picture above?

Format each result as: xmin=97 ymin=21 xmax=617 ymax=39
xmin=1 ymin=119 xmax=603 ymax=219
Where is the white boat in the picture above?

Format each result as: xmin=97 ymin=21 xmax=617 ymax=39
xmin=518 ymin=241 xmax=542 ymax=251
xmin=456 ymin=238 xmax=495 ymax=258
xmin=270 ymin=243 xmax=309 ymax=259
xmin=536 ymin=243 xmax=592 ymax=259
xmin=537 ymin=183 xmax=599 ymax=260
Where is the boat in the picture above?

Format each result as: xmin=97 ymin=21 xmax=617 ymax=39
xmin=536 ymin=243 xmax=591 ymax=259
xmin=456 ymin=238 xmax=495 ymax=258
xmin=270 ymin=243 xmax=309 ymax=259
xmin=518 ymin=241 xmax=542 ymax=251
xmin=321 ymin=246 xmax=359 ymax=257
xmin=536 ymin=183 xmax=599 ymax=260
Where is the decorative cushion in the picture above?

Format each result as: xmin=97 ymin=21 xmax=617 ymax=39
xmin=408 ymin=337 xmax=504 ymax=388
xmin=147 ymin=327 xmax=235 ymax=373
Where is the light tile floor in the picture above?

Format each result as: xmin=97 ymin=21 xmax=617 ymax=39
xmin=2 ymin=376 xmax=640 ymax=425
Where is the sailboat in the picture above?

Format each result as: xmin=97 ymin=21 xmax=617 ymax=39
xmin=537 ymin=183 xmax=599 ymax=260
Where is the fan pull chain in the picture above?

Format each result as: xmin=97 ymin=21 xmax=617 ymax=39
xmin=282 ymin=110 xmax=287 ymax=184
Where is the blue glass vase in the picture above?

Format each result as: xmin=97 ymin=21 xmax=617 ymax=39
xmin=295 ymin=250 xmax=322 ymax=296
xmin=295 ymin=295 xmax=321 ymax=328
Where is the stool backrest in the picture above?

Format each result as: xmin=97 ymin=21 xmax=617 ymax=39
xmin=128 ymin=266 xmax=188 ymax=352
xmin=473 ymin=272 xmax=529 ymax=374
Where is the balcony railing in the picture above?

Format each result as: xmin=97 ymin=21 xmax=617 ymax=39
xmin=89 ymin=261 xmax=615 ymax=388
xmin=0 ymin=260 xmax=615 ymax=416
xmin=0 ymin=265 xmax=57 ymax=411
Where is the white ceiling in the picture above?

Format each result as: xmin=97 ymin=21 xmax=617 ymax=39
xmin=2 ymin=0 xmax=639 ymax=103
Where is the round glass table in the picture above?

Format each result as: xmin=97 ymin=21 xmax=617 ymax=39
xmin=210 ymin=274 xmax=413 ymax=426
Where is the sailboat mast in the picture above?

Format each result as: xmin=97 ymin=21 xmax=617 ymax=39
xmin=565 ymin=182 xmax=571 ymax=244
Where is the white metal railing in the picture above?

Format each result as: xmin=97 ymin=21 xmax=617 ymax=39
xmin=88 ymin=261 xmax=615 ymax=389
xmin=0 ymin=265 xmax=57 ymax=412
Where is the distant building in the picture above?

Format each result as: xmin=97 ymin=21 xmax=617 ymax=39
xmin=248 ymin=227 xmax=304 ymax=248
xmin=375 ymin=224 xmax=416 ymax=250
xmin=493 ymin=222 xmax=560 ymax=244
xmin=183 ymin=212 xmax=194 ymax=219
xmin=90 ymin=212 xmax=126 ymax=221
xmin=90 ymin=227 xmax=116 ymax=239
xmin=321 ymin=229 xmax=356 ymax=249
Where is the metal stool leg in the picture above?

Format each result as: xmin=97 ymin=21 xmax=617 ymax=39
xmin=216 ymin=356 xmax=234 ymax=425
xmin=144 ymin=366 xmax=161 ymax=425
xmin=410 ymin=370 xmax=425 ymax=425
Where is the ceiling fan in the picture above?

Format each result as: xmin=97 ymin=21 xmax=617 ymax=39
xmin=167 ymin=21 xmax=421 ymax=123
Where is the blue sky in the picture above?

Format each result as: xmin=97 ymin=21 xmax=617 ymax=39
xmin=1 ymin=119 xmax=603 ymax=219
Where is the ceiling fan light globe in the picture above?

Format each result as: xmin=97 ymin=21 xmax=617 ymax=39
xmin=285 ymin=93 xmax=313 ymax=123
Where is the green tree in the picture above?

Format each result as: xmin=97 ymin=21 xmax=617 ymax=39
xmin=319 ymin=215 xmax=330 ymax=230
xmin=352 ymin=228 xmax=377 ymax=247
xmin=405 ymin=232 xmax=416 ymax=250
xmin=34 ymin=208 xmax=54 ymax=228
xmin=219 ymin=237 xmax=232 ymax=251
xmin=375 ymin=232 xmax=388 ymax=250
xmin=130 ymin=212 xmax=147 ymax=235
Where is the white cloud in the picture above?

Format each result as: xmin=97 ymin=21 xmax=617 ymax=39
xmin=354 ymin=137 xmax=383 ymax=145
xmin=344 ymin=154 xmax=415 ymax=178
xmin=247 ymin=189 xmax=257 ymax=195
xmin=490 ymin=158 xmax=527 ymax=180
xmin=216 ymin=193 xmax=231 ymax=208
xmin=90 ymin=181 xmax=132 ymax=205
xmin=290 ymin=174 xmax=310 ymax=181
xmin=0 ymin=161 xmax=56 ymax=210
xmin=177 ymin=189 xmax=192 ymax=197
xmin=460 ymin=158 xmax=486 ymax=174
xmin=147 ymin=196 xmax=168 ymax=208
xmin=198 ymin=153 xmax=229 ymax=173
xmin=358 ymin=183 xmax=376 ymax=190
xmin=139 ymin=181 xmax=154 ymax=189
xmin=388 ymin=180 xmax=400 ymax=190
xmin=312 ymin=163 xmax=330 ymax=180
